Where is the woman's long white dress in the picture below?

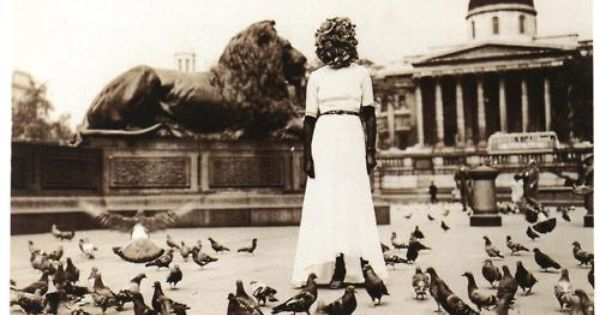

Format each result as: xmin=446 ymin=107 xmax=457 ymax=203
xmin=291 ymin=63 xmax=388 ymax=287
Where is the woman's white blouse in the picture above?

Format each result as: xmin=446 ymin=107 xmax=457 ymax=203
xmin=304 ymin=63 xmax=374 ymax=117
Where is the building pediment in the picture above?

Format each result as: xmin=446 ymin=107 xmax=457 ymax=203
xmin=413 ymin=42 xmax=573 ymax=67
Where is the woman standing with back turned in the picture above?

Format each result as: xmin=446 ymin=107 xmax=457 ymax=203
xmin=291 ymin=17 xmax=387 ymax=288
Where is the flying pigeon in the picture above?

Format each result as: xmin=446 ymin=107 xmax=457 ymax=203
xmin=79 ymin=200 xmax=196 ymax=263
xmin=532 ymin=217 xmax=557 ymax=234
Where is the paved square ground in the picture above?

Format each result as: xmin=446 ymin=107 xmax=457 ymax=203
xmin=10 ymin=203 xmax=594 ymax=314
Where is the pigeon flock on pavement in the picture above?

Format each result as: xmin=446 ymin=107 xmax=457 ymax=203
xmin=10 ymin=200 xmax=594 ymax=315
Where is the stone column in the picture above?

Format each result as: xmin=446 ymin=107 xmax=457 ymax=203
xmin=435 ymin=79 xmax=444 ymax=147
xmin=468 ymin=165 xmax=502 ymax=226
xmin=544 ymin=77 xmax=552 ymax=131
xmin=521 ymin=76 xmax=529 ymax=132
xmin=499 ymin=75 xmax=507 ymax=132
xmin=415 ymin=82 xmax=425 ymax=147
xmin=476 ymin=75 xmax=486 ymax=147
xmin=455 ymin=77 xmax=466 ymax=146
xmin=387 ymin=97 xmax=396 ymax=147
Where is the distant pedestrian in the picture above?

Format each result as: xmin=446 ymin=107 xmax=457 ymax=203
xmin=454 ymin=165 xmax=470 ymax=211
xmin=429 ymin=181 xmax=438 ymax=204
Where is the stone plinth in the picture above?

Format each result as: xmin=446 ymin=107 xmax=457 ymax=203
xmin=468 ymin=165 xmax=502 ymax=226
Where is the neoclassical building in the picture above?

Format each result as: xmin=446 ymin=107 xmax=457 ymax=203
xmin=374 ymin=0 xmax=593 ymax=150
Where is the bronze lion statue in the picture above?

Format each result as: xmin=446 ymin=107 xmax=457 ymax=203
xmin=73 ymin=20 xmax=306 ymax=144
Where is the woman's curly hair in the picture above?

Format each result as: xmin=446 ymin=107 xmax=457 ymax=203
xmin=315 ymin=17 xmax=359 ymax=68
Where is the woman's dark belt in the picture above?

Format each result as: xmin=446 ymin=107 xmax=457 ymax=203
xmin=319 ymin=110 xmax=360 ymax=117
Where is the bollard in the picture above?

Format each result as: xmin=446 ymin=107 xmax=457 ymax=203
xmin=468 ymin=165 xmax=502 ymax=226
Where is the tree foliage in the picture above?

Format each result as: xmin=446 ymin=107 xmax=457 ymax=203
xmin=12 ymin=81 xmax=73 ymax=143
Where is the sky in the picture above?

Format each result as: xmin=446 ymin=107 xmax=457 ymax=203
xmin=11 ymin=0 xmax=593 ymax=128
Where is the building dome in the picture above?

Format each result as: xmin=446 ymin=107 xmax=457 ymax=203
xmin=468 ymin=0 xmax=534 ymax=11
xmin=466 ymin=0 xmax=537 ymax=42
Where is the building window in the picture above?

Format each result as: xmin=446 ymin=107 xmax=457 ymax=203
xmin=519 ymin=15 xmax=526 ymax=34
xmin=492 ymin=16 xmax=499 ymax=34
xmin=471 ymin=21 xmax=476 ymax=38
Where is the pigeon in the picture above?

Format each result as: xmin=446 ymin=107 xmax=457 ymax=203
xmin=329 ymin=253 xmax=347 ymax=289
xmin=208 ymin=237 xmax=231 ymax=254
xmin=52 ymin=262 xmax=69 ymax=290
xmin=122 ymin=290 xmax=157 ymax=315
xmin=316 ymin=286 xmax=357 ymax=315
xmin=12 ymin=289 xmax=45 ymax=315
xmin=79 ymin=238 xmax=98 ymax=259
xmin=570 ymin=289 xmax=594 ymax=315
xmin=572 ymin=241 xmax=594 ymax=266
xmin=532 ymin=217 xmax=557 ymax=234
xmin=18 ymin=271 xmax=50 ymax=295
xmin=79 ymin=200 xmax=196 ymax=263
xmin=505 ymin=235 xmax=529 ymax=255
xmin=29 ymin=251 xmax=56 ymax=274
xmin=235 ymin=280 xmax=262 ymax=312
xmin=191 ymin=246 xmax=218 ymax=268
xmin=412 ymin=226 xmax=425 ymax=239
xmin=362 ymin=263 xmax=389 ymax=305
xmin=426 ymin=267 xmax=477 ymax=314
xmin=412 ymin=266 xmax=430 ymax=300
xmin=249 ymin=281 xmax=278 ymax=306
xmin=65 ymin=257 xmax=80 ymax=284
xmin=483 ymin=236 xmax=504 ymax=259
xmin=442 ymin=209 xmax=450 ymax=217
xmin=179 ymin=242 xmax=192 ymax=261
xmin=91 ymin=272 xmax=123 ymax=313
xmin=462 ymin=271 xmax=498 ymax=311
xmin=383 ymin=251 xmax=408 ymax=267
xmin=272 ymin=273 xmax=317 ymax=314
xmin=145 ymin=249 xmax=174 ymax=269
xmin=515 ymin=261 xmax=537 ymax=295
xmin=404 ymin=213 xmax=413 ymax=220
xmin=167 ymin=264 xmax=183 ymax=288
xmin=533 ymin=248 xmax=561 ymax=272
xmin=380 ymin=243 xmax=390 ymax=253
xmin=427 ymin=214 xmax=435 ymax=221
xmin=554 ymin=268 xmax=572 ymax=311
xmin=117 ymin=273 xmax=147 ymax=304
xmin=228 ymin=293 xmax=262 ymax=315
xmin=51 ymin=224 xmax=75 ymax=241
xmin=88 ymin=267 xmax=98 ymax=289
xmin=440 ymin=221 xmax=450 ymax=232
xmin=47 ymin=245 xmax=64 ymax=261
xmin=151 ymin=281 xmax=189 ymax=315
xmin=407 ymin=239 xmax=430 ymax=263
xmin=588 ymin=260 xmax=594 ymax=288
xmin=166 ymin=235 xmax=181 ymax=250
xmin=391 ymin=232 xmax=408 ymax=249
xmin=557 ymin=206 xmax=572 ymax=222
xmin=526 ymin=226 xmax=540 ymax=241
xmin=495 ymin=291 xmax=512 ymax=315
xmin=238 ymin=238 xmax=258 ymax=254
xmin=497 ymin=265 xmax=518 ymax=301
